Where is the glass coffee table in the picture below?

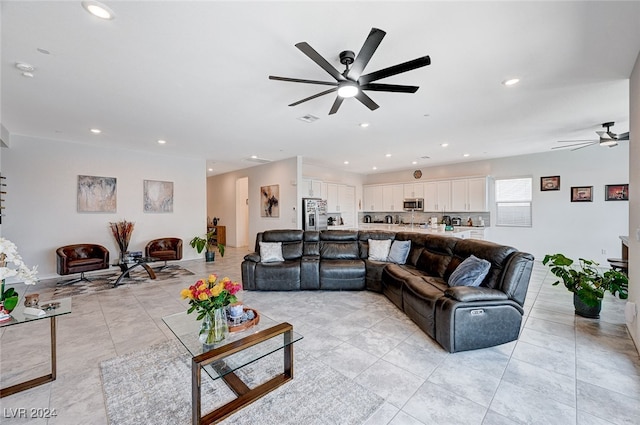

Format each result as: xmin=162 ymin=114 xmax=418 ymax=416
xmin=112 ymin=256 xmax=159 ymax=286
xmin=162 ymin=309 xmax=302 ymax=425
xmin=0 ymin=297 xmax=72 ymax=398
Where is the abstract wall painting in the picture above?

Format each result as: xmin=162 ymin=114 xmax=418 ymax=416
xmin=260 ymin=184 xmax=279 ymax=217
xmin=143 ymin=180 xmax=174 ymax=213
xmin=77 ymin=175 xmax=117 ymax=213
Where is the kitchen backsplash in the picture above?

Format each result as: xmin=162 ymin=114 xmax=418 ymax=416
xmin=358 ymin=211 xmax=491 ymax=227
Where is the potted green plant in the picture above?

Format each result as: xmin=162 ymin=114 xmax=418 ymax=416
xmin=189 ymin=230 xmax=225 ymax=262
xmin=542 ymin=253 xmax=628 ymax=318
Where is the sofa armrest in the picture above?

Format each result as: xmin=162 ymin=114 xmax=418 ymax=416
xmin=244 ymin=252 xmax=261 ymax=262
xmin=444 ymin=286 xmax=509 ymax=302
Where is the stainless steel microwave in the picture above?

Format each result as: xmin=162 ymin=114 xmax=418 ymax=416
xmin=403 ymin=198 xmax=424 ymax=211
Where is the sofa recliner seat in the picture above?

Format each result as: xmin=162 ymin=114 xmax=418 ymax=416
xmin=241 ymin=229 xmax=534 ymax=352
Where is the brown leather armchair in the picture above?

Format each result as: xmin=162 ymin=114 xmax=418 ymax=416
xmin=56 ymin=244 xmax=110 ymax=285
xmin=145 ymin=238 xmax=183 ymax=270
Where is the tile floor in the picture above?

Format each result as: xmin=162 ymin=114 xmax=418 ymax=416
xmin=1 ymin=246 xmax=638 ymax=425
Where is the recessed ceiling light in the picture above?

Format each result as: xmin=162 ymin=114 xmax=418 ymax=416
xmin=502 ymin=78 xmax=520 ymax=86
xmin=22 ymin=72 xmax=34 ymax=78
xmin=372 ymin=166 xmax=377 ymax=170
xmin=463 ymin=153 xmax=470 ymax=157
xmin=82 ymin=1 xmax=115 ymax=20
xmin=208 ymin=168 xmax=213 ymax=172
xmin=385 ymin=154 xmax=392 ymax=158
xmin=90 ymin=128 xmax=101 ymax=134
xmin=359 ymin=123 xmax=370 ymax=128
xmin=157 ymin=139 xmax=166 ymax=145
xmin=412 ymin=161 xmax=417 ymax=165
xmin=440 ymin=143 xmax=448 ymax=147
xmin=251 ymin=155 xmax=258 ymax=159
xmin=344 ymin=161 xmax=349 ymax=165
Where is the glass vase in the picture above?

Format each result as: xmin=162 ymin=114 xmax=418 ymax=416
xmin=199 ymin=308 xmax=229 ymax=349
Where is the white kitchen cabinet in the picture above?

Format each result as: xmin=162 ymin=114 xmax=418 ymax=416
xmin=424 ymin=181 xmax=451 ymax=211
xmin=382 ymin=184 xmax=403 ymax=211
xmin=302 ymin=179 xmax=324 ymax=198
xmin=451 ymin=178 xmax=487 ymax=211
xmin=363 ymin=185 xmax=384 ymax=212
xmin=340 ymin=185 xmax=355 ymax=226
xmin=467 ymin=177 xmax=487 ymax=211
xmin=403 ymin=183 xmax=424 ymax=199
xmin=326 ymin=183 xmax=338 ymax=212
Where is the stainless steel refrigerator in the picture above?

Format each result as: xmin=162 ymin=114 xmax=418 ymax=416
xmin=302 ymin=198 xmax=328 ymax=231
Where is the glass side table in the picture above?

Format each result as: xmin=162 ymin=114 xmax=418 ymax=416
xmin=0 ymin=297 xmax=72 ymax=398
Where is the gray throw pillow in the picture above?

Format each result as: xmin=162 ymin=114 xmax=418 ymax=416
xmin=259 ymin=241 xmax=284 ymax=263
xmin=448 ymin=255 xmax=491 ymax=287
xmin=387 ymin=240 xmax=411 ymax=264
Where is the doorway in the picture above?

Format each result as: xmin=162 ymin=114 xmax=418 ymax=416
xmin=235 ymin=177 xmax=249 ymax=248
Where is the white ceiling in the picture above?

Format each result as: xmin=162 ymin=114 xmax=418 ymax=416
xmin=2 ymin=1 xmax=639 ymax=176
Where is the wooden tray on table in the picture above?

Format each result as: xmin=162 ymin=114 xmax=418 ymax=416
xmin=227 ymin=307 xmax=260 ymax=333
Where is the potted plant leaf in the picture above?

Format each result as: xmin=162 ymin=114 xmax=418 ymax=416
xmin=189 ymin=230 xmax=225 ymax=262
xmin=542 ymin=253 xmax=628 ymax=318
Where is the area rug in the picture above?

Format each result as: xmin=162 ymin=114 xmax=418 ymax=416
xmin=35 ymin=266 xmax=194 ymax=299
xmin=100 ymin=340 xmax=384 ymax=425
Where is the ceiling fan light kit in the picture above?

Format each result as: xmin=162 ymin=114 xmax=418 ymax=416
xmin=269 ymin=27 xmax=430 ymax=115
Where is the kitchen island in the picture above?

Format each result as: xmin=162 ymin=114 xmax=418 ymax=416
xmin=358 ymin=223 xmax=474 ymax=239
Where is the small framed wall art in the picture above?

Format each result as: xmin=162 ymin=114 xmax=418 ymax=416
xmin=77 ymin=175 xmax=117 ymax=212
xmin=540 ymin=176 xmax=560 ymax=191
xmin=571 ymin=186 xmax=593 ymax=202
xmin=260 ymin=184 xmax=279 ymax=217
xmin=143 ymin=180 xmax=174 ymax=213
xmin=605 ymin=184 xmax=629 ymax=201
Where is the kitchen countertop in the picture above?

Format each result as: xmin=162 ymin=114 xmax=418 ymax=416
xmin=358 ymin=223 xmax=479 ymax=235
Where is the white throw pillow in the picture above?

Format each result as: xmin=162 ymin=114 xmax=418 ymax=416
xmin=368 ymin=239 xmax=392 ymax=261
xmin=259 ymin=241 xmax=284 ymax=263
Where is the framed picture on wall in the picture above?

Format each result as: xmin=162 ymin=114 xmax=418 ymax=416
xmin=77 ymin=175 xmax=117 ymax=212
xmin=540 ymin=176 xmax=560 ymax=191
xmin=143 ymin=180 xmax=174 ymax=213
xmin=605 ymin=184 xmax=629 ymax=201
xmin=571 ymin=186 xmax=593 ymax=202
xmin=260 ymin=184 xmax=279 ymax=217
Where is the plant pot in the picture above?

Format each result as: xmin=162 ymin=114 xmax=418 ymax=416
xmin=205 ymin=251 xmax=215 ymax=262
xmin=3 ymin=296 xmax=19 ymax=312
xmin=573 ymin=293 xmax=601 ymax=319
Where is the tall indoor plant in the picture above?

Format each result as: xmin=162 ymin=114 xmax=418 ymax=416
xmin=542 ymin=253 xmax=628 ymax=318
xmin=0 ymin=238 xmax=38 ymax=312
xmin=189 ymin=230 xmax=225 ymax=262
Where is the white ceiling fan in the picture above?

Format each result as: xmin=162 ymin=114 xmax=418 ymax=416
xmin=553 ymin=122 xmax=629 ymax=151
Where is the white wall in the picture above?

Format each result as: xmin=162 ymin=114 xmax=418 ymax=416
xmin=628 ymin=51 xmax=639 ymax=348
xmin=1 ymin=135 xmax=206 ymax=279
xmin=208 ymin=157 xmax=299 ymax=249
xmin=364 ymin=146 xmax=629 ymax=265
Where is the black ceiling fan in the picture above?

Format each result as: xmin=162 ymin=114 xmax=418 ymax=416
xmin=269 ymin=28 xmax=431 ymax=115
xmin=553 ymin=122 xmax=630 ymax=151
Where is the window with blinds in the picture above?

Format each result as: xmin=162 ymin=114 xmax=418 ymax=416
xmin=495 ymin=177 xmax=532 ymax=227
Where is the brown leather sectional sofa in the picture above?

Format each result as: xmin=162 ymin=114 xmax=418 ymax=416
xmin=241 ymin=229 xmax=534 ymax=352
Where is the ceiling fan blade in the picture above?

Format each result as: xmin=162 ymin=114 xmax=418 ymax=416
xmin=295 ymin=42 xmax=345 ymax=82
xmin=556 ymin=139 xmax=597 ymax=143
xmin=361 ymin=83 xmax=419 ymax=93
xmin=571 ymin=143 xmax=597 ymax=151
xmin=288 ymin=87 xmax=337 ymax=107
xmin=618 ymin=132 xmax=629 ymax=140
xmin=269 ymin=76 xmax=338 ymax=86
xmin=359 ymin=56 xmax=431 ymax=84
xmin=355 ymin=91 xmax=379 ymax=111
xmin=347 ymin=28 xmax=386 ymax=81
xmin=552 ymin=142 xmax=596 ymax=150
xmin=328 ymin=96 xmax=344 ymax=115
